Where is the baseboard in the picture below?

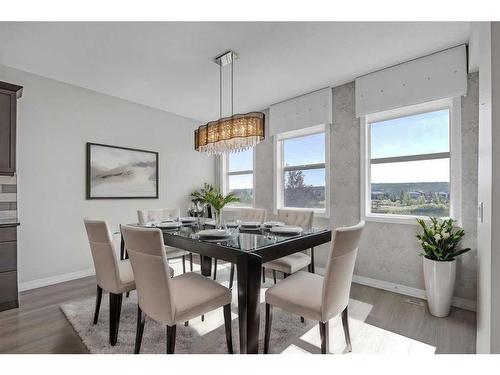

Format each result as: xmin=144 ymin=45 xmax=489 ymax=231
xmin=352 ymin=274 xmax=476 ymax=312
xmin=17 ymin=268 xmax=476 ymax=312
xmin=19 ymin=268 xmax=96 ymax=292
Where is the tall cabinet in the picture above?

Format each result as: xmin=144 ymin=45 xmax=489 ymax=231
xmin=0 ymin=81 xmax=22 ymax=312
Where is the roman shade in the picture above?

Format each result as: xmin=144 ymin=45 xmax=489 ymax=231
xmin=269 ymin=87 xmax=332 ymax=136
xmin=355 ymin=44 xmax=467 ymax=117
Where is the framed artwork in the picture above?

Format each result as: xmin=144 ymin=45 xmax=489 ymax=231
xmin=86 ymin=142 xmax=158 ymax=199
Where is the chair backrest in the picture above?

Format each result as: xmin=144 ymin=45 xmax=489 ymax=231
xmin=137 ymin=208 xmax=181 ymax=225
xmin=321 ymin=221 xmax=365 ymax=322
xmin=277 ymin=209 xmax=314 ymax=229
xmin=121 ymin=225 xmax=175 ymax=324
xmin=84 ymin=219 xmax=121 ymax=293
xmin=240 ymin=207 xmax=267 ymax=223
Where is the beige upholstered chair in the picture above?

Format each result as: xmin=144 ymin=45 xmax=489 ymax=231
xmin=137 ymin=208 xmax=180 ymax=224
xmin=264 ymin=221 xmax=365 ymax=354
xmin=136 ymin=208 xmax=192 ymax=273
xmin=84 ymin=219 xmax=137 ymax=346
xmin=264 ymin=209 xmax=315 ymax=283
xmin=240 ymin=207 xmax=267 ymax=222
xmin=121 ymin=225 xmax=234 ymax=354
xmin=214 ymin=207 xmax=268 ymax=288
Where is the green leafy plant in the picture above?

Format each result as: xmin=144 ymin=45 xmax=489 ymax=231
xmin=190 ymin=183 xmax=216 ymax=205
xmin=190 ymin=183 xmax=239 ymax=225
xmin=202 ymin=186 xmax=239 ymax=212
xmin=416 ymin=217 xmax=470 ymax=261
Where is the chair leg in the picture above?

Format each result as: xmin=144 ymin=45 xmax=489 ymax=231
xmin=341 ymin=306 xmax=352 ymax=352
xmin=134 ymin=305 xmax=146 ymax=354
xmin=201 ymin=314 xmax=205 ymax=322
xmin=283 ymin=272 xmax=288 ymax=279
xmin=319 ymin=321 xmax=329 ymax=354
xmin=182 ymin=255 xmax=186 ymax=274
xmin=273 ymin=270 xmax=277 ymax=284
xmin=166 ymin=325 xmax=177 ymax=354
xmin=109 ymin=293 xmax=123 ymax=346
xmin=126 ymin=291 xmax=130 ymax=298
xmin=184 ymin=321 xmax=189 ymax=327
xmin=310 ymin=247 xmax=315 ymax=273
xmin=229 ymin=263 xmax=235 ymax=289
xmin=189 ymin=253 xmax=193 ymax=271
xmin=262 ymin=267 xmax=266 ymax=283
xmin=93 ymin=285 xmax=102 ymax=324
xmin=264 ymin=303 xmax=273 ymax=354
xmin=300 ymin=316 xmax=305 ymax=323
xmin=223 ymin=304 xmax=233 ymax=354
xmin=213 ymin=258 xmax=218 ymax=280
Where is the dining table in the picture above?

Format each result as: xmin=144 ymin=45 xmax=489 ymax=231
xmin=120 ymin=219 xmax=331 ymax=354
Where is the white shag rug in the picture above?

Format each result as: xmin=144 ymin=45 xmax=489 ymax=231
xmin=61 ymin=260 xmax=435 ymax=354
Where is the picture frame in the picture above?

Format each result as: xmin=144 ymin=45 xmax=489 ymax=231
xmin=86 ymin=142 xmax=159 ymax=199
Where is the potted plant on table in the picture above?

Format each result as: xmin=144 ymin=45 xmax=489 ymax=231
xmin=416 ymin=217 xmax=471 ymax=317
xmin=191 ymin=183 xmax=239 ymax=228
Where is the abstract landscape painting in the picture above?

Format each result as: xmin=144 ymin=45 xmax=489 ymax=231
xmin=86 ymin=143 xmax=158 ymax=199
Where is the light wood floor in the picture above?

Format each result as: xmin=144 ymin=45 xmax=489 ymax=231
xmin=0 ymin=275 xmax=476 ymax=354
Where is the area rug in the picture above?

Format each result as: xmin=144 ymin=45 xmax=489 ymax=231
xmin=61 ymin=260 xmax=435 ymax=354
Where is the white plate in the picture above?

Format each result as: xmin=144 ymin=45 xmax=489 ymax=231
xmin=270 ymin=226 xmax=303 ymax=234
xmin=180 ymin=217 xmax=197 ymax=223
xmin=240 ymin=221 xmax=261 ymax=228
xmin=197 ymin=229 xmax=232 ymax=239
xmin=225 ymin=221 xmax=239 ymax=228
xmin=204 ymin=219 xmax=216 ymax=226
xmin=156 ymin=222 xmax=181 ymax=229
xmin=262 ymin=221 xmax=285 ymax=228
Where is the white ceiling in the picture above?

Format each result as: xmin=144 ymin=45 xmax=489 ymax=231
xmin=0 ymin=22 xmax=470 ymax=122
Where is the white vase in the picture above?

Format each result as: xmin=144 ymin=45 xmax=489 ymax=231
xmin=422 ymin=257 xmax=456 ymax=317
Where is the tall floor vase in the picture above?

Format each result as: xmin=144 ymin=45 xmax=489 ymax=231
xmin=422 ymin=257 xmax=456 ymax=317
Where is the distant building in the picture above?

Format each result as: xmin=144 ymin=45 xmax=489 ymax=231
xmin=409 ymin=191 xmax=424 ymax=199
xmin=371 ymin=191 xmax=385 ymax=200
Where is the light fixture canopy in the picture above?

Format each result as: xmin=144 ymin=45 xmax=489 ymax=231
xmin=194 ymin=50 xmax=265 ymax=155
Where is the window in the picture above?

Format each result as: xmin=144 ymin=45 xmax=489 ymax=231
xmin=362 ymin=98 xmax=461 ymax=224
xmin=275 ymin=125 xmax=329 ymax=215
xmin=221 ymin=148 xmax=254 ymax=207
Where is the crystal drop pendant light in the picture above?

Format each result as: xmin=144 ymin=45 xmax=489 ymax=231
xmin=194 ymin=50 xmax=265 ymax=155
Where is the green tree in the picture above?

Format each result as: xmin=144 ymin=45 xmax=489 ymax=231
xmin=402 ymin=192 xmax=412 ymax=206
xmin=284 ymin=170 xmax=324 ymax=208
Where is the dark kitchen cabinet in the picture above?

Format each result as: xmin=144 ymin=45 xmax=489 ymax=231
xmin=0 ymin=81 xmax=22 ymax=176
xmin=0 ymin=225 xmax=18 ymax=311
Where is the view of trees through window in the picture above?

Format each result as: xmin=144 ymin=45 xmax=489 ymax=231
xmin=282 ymin=132 xmax=326 ymax=209
xmin=369 ymin=108 xmax=450 ymax=217
xmin=227 ymin=149 xmax=253 ymax=206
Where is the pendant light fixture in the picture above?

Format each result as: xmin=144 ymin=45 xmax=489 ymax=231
xmin=194 ymin=50 xmax=265 ymax=155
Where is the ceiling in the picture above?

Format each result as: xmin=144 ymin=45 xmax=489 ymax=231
xmin=0 ymin=22 xmax=470 ymax=122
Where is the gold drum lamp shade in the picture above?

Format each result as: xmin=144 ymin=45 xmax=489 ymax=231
xmin=194 ymin=112 xmax=265 ymax=155
xmin=194 ymin=50 xmax=265 ymax=155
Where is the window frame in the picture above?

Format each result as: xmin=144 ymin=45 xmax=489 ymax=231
xmin=273 ymin=124 xmax=331 ymax=217
xmin=360 ymin=97 xmax=462 ymax=225
xmin=220 ymin=148 xmax=256 ymax=210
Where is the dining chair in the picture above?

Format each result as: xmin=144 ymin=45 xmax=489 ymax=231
xmin=263 ymin=209 xmax=315 ymax=284
xmin=121 ymin=225 xmax=234 ymax=354
xmin=264 ymin=221 xmax=365 ymax=354
xmin=83 ymin=219 xmax=137 ymax=346
xmin=213 ymin=207 xmax=267 ymax=289
xmin=240 ymin=207 xmax=267 ymax=222
xmin=137 ymin=208 xmax=193 ymax=273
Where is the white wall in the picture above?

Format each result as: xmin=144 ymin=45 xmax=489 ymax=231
xmin=475 ymin=22 xmax=492 ymax=353
xmin=0 ymin=64 xmax=214 ymax=289
xmin=489 ymin=21 xmax=500 ymax=354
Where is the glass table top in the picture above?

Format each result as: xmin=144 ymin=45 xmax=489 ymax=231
xmin=146 ymin=219 xmax=329 ymax=252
